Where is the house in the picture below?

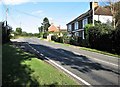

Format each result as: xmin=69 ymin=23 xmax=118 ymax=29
xmin=66 ymin=2 xmax=113 ymax=41
xmin=48 ymin=23 xmax=60 ymax=32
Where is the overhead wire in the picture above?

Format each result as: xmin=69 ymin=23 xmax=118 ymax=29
xmin=1 ymin=1 xmax=68 ymax=29
xmin=1 ymin=0 xmax=7 ymax=21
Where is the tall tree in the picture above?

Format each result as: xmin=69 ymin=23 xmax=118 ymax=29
xmin=42 ymin=17 xmax=50 ymax=32
xmin=107 ymin=1 xmax=120 ymax=28
xmin=38 ymin=26 xmax=43 ymax=33
xmin=114 ymin=1 xmax=120 ymax=27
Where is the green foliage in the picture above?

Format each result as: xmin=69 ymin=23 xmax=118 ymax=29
xmin=16 ymin=27 xmax=22 ymax=35
xmin=51 ymin=32 xmax=69 ymax=43
xmin=84 ymin=24 xmax=93 ymax=35
xmin=43 ymin=32 xmax=49 ymax=38
xmin=63 ymin=36 xmax=70 ymax=44
xmin=42 ymin=17 xmax=50 ymax=32
xmin=51 ymin=34 xmax=59 ymax=42
xmin=38 ymin=26 xmax=43 ymax=33
xmin=114 ymin=1 xmax=120 ymax=27
xmin=38 ymin=17 xmax=50 ymax=34
xmin=96 ymin=23 xmax=113 ymax=35
xmin=84 ymin=24 xmax=93 ymax=46
xmin=114 ymin=24 xmax=120 ymax=54
xmin=3 ymin=44 xmax=78 ymax=85
xmin=87 ymin=22 xmax=119 ymax=54
xmin=21 ymin=31 xmax=28 ymax=36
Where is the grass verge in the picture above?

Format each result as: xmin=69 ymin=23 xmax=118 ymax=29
xmin=2 ymin=44 xmax=78 ymax=86
xmin=79 ymin=47 xmax=120 ymax=58
xmin=40 ymin=38 xmax=120 ymax=58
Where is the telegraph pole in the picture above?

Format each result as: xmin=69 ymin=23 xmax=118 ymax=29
xmin=6 ymin=8 xmax=8 ymax=26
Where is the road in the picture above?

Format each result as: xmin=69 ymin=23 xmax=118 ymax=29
xmin=12 ymin=37 xmax=120 ymax=86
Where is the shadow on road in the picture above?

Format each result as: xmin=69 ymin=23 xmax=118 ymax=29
xmin=28 ymin=43 xmax=119 ymax=75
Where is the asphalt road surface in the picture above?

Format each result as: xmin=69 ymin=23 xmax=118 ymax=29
xmin=12 ymin=37 xmax=120 ymax=86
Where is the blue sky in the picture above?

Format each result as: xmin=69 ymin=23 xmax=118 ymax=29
xmin=0 ymin=1 xmax=111 ymax=33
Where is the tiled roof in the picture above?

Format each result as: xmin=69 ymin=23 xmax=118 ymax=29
xmin=48 ymin=24 xmax=59 ymax=32
xmin=95 ymin=6 xmax=112 ymax=16
xmin=67 ymin=6 xmax=112 ymax=25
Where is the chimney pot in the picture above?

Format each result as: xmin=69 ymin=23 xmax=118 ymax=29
xmin=90 ymin=2 xmax=98 ymax=9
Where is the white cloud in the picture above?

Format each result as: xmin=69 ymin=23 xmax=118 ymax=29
xmin=2 ymin=0 xmax=30 ymax=5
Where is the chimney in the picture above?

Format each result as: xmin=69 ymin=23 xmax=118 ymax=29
xmin=90 ymin=2 xmax=98 ymax=9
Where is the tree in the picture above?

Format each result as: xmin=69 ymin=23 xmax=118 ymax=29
xmin=42 ymin=17 xmax=50 ymax=32
xmin=21 ymin=31 xmax=28 ymax=36
xmin=114 ymin=1 xmax=120 ymax=27
xmin=107 ymin=1 xmax=120 ymax=28
xmin=114 ymin=21 xmax=120 ymax=54
xmin=88 ymin=22 xmax=113 ymax=51
xmin=16 ymin=27 xmax=22 ymax=35
xmin=38 ymin=26 xmax=43 ymax=33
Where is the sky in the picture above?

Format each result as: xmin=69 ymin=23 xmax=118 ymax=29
xmin=0 ymin=0 xmax=117 ymax=33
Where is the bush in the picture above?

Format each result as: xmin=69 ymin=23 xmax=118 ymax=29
xmin=51 ymin=35 xmax=63 ymax=43
xmin=21 ymin=32 xmax=28 ymax=36
xmin=84 ymin=24 xmax=93 ymax=47
xmin=43 ymin=32 xmax=49 ymax=38
xmin=88 ymin=23 xmax=114 ymax=52
xmin=69 ymin=36 xmax=76 ymax=45
xmin=63 ymin=36 xmax=70 ymax=44
xmin=114 ymin=25 xmax=120 ymax=54
xmin=51 ymin=35 xmax=58 ymax=41
xmin=58 ymin=37 xmax=63 ymax=43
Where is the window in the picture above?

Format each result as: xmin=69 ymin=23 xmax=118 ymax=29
xmin=74 ymin=22 xmax=78 ymax=30
xmin=83 ymin=18 xmax=88 ymax=28
xmin=68 ymin=24 xmax=71 ymax=31
xmin=78 ymin=20 xmax=82 ymax=29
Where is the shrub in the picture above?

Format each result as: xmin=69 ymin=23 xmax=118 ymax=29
xmin=114 ymin=25 xmax=120 ymax=54
xmin=88 ymin=23 xmax=114 ymax=52
xmin=63 ymin=36 xmax=70 ymax=44
xmin=69 ymin=36 xmax=76 ymax=45
xmin=51 ymin=35 xmax=59 ymax=42
xmin=58 ymin=37 xmax=63 ymax=43
xmin=84 ymin=24 xmax=93 ymax=47
xmin=43 ymin=32 xmax=49 ymax=38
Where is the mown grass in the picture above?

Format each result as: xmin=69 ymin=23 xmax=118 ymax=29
xmin=79 ymin=47 xmax=120 ymax=58
xmin=41 ymin=38 xmax=120 ymax=58
xmin=2 ymin=44 xmax=78 ymax=86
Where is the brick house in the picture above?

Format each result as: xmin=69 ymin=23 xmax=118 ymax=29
xmin=48 ymin=23 xmax=60 ymax=32
xmin=66 ymin=2 xmax=113 ymax=41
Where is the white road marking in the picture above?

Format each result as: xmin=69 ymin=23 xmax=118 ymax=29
xmin=45 ymin=56 xmax=91 ymax=85
xmin=15 ymin=39 xmax=117 ymax=86
xmin=26 ymin=43 xmax=91 ymax=85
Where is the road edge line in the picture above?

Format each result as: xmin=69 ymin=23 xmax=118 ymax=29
xmin=26 ymin=43 xmax=91 ymax=86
